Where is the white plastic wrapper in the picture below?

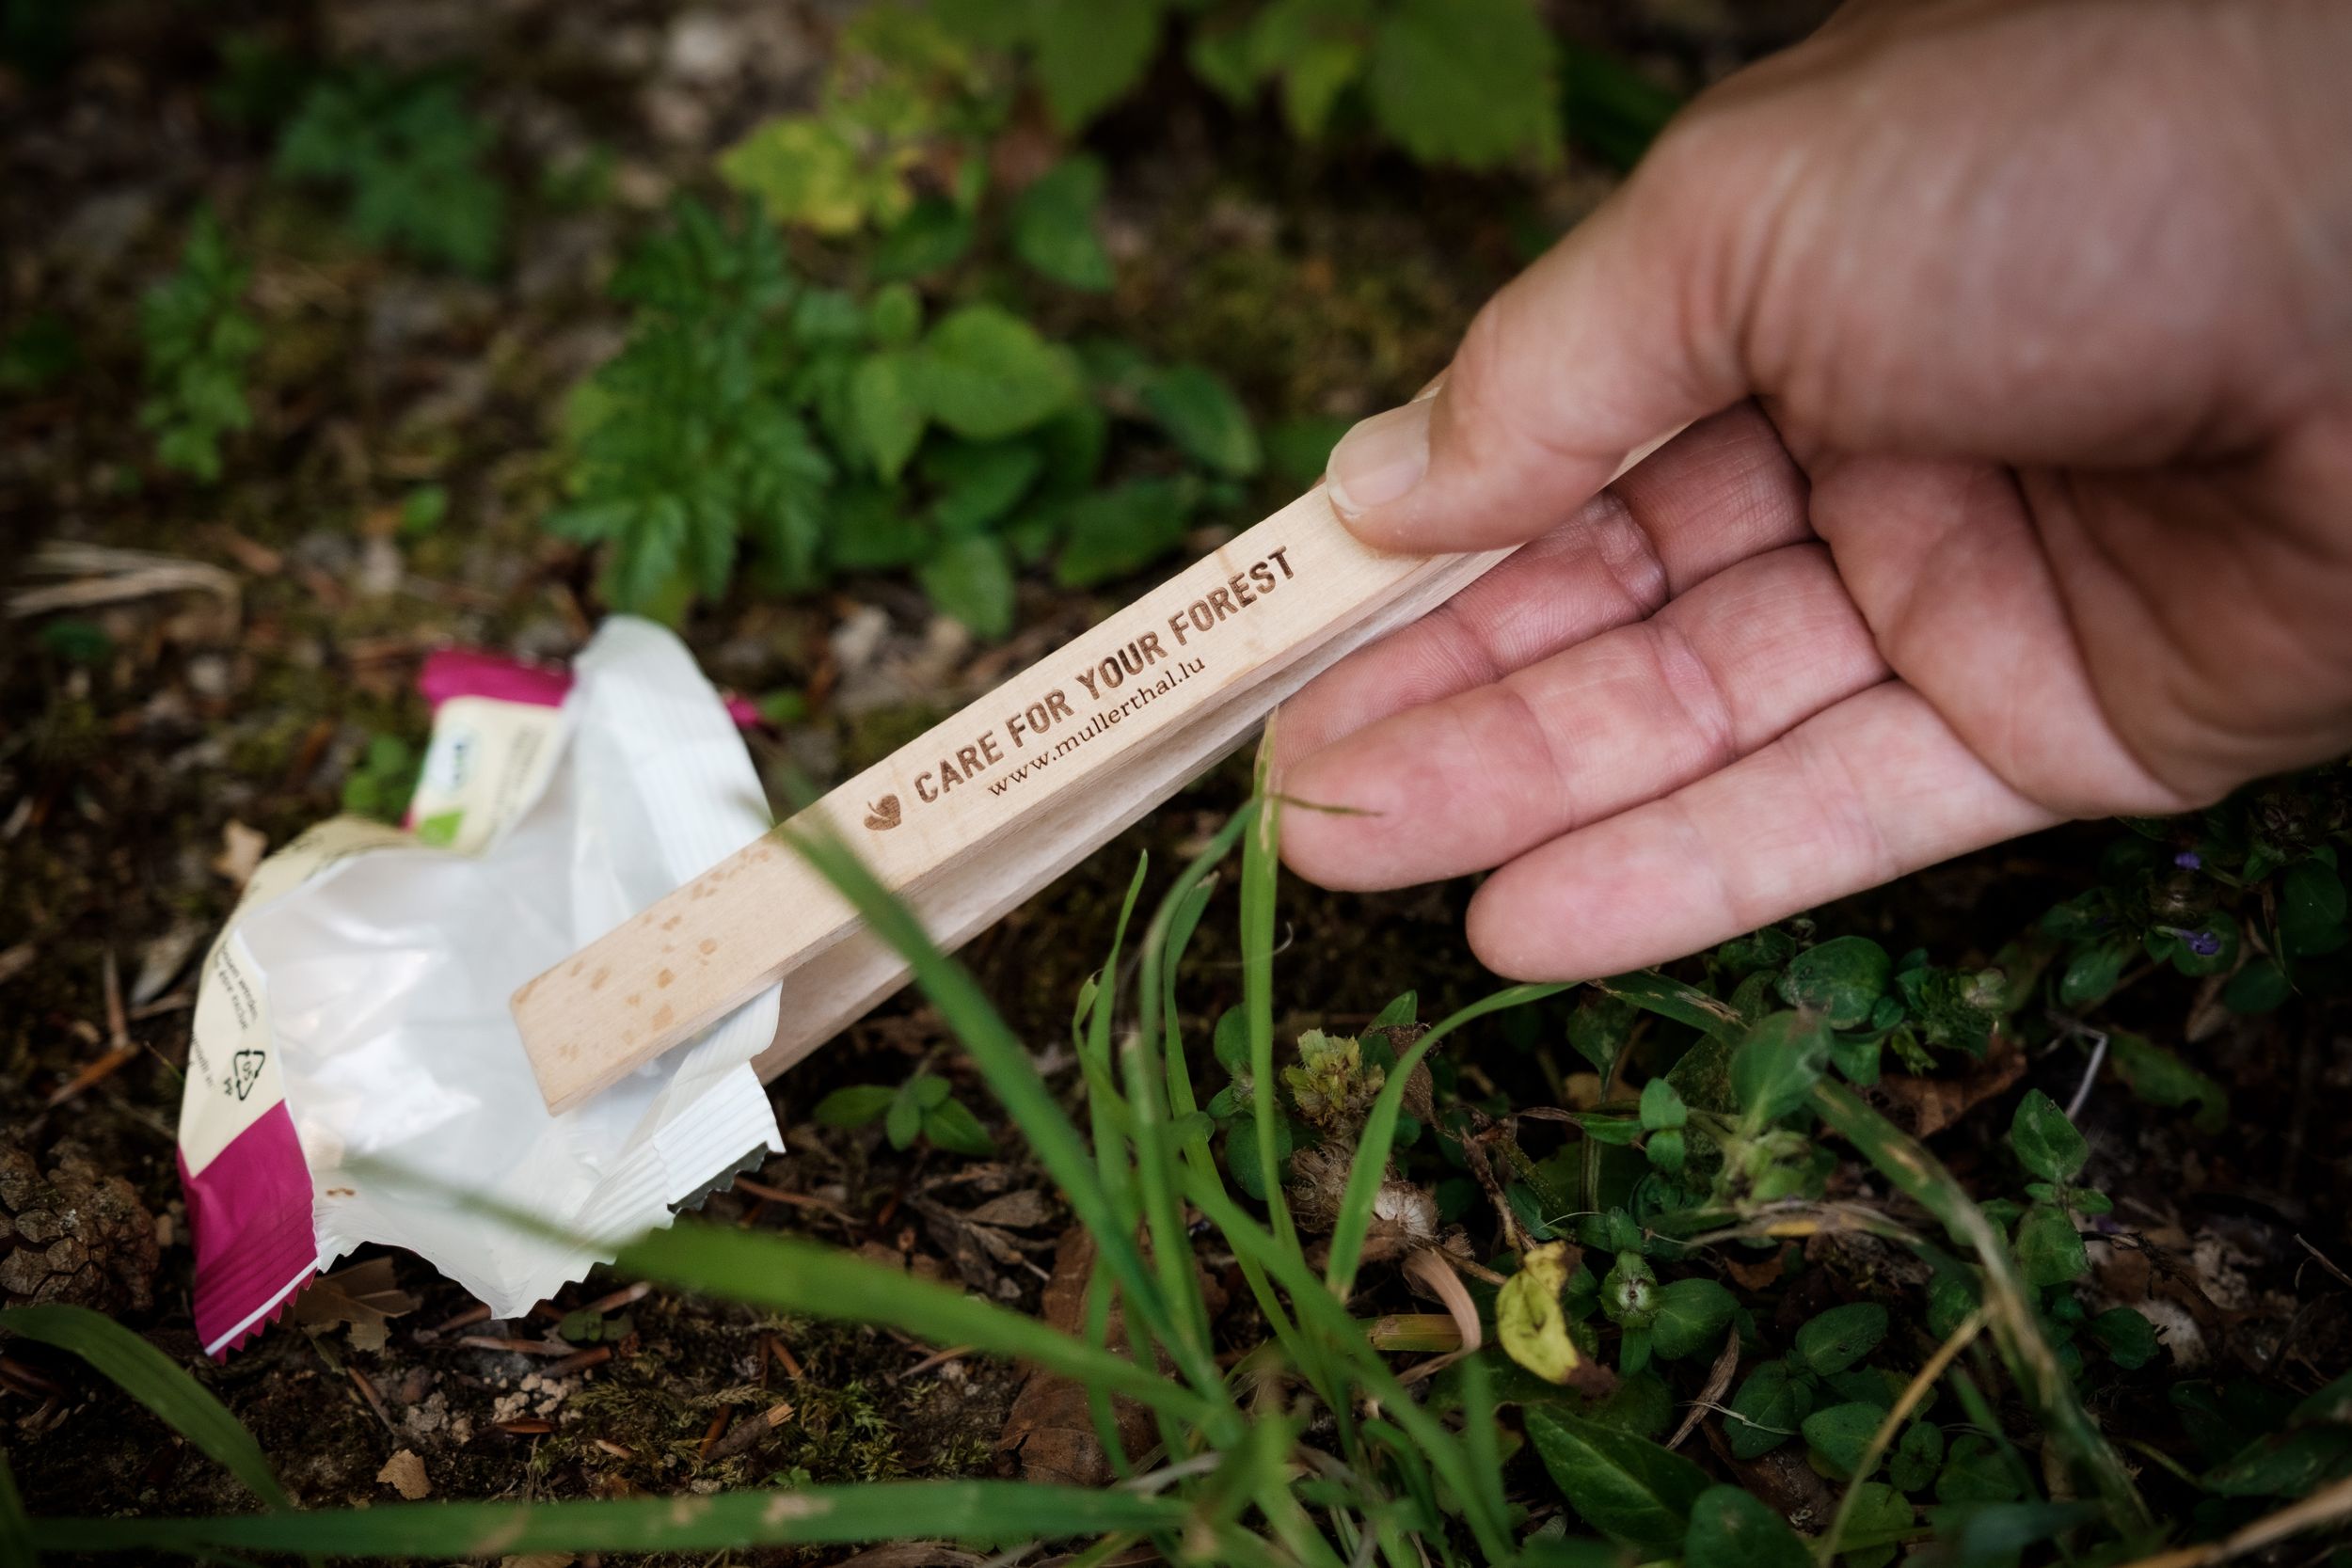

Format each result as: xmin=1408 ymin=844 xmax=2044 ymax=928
xmin=177 ymin=618 xmax=782 ymax=1355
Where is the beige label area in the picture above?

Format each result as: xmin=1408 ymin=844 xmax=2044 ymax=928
xmin=407 ymin=695 xmax=565 ymax=854
xmin=179 ymin=816 xmax=411 ymax=1175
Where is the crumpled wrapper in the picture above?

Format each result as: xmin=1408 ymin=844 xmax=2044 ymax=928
xmin=177 ymin=618 xmax=782 ymax=1355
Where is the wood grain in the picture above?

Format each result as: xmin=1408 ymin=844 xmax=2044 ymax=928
xmin=515 ymin=442 xmax=1672 ymax=1113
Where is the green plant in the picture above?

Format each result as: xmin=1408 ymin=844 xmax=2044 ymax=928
xmin=137 ymin=211 xmax=260 ymax=483
xmin=341 ymin=732 xmax=419 ymax=822
xmin=275 ymin=68 xmax=504 ymax=275
xmin=551 ymin=198 xmax=1253 ymax=632
xmin=815 ymin=1068 xmax=995 ymax=1157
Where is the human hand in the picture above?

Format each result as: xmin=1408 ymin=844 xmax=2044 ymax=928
xmin=1275 ymin=0 xmax=2352 ymax=981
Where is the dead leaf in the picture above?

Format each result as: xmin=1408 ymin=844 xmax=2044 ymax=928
xmin=999 ymin=1227 xmax=1154 ymax=1487
xmin=376 ymin=1448 xmax=430 ymax=1499
xmin=211 ymin=821 xmax=267 ymax=889
xmin=295 ymin=1258 xmax=418 ymax=1353
xmin=1871 ymin=1030 xmax=2025 ymax=1137
xmin=963 ymin=1190 xmax=1055 ymax=1229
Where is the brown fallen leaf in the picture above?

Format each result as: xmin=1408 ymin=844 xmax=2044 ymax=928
xmin=376 ymin=1448 xmax=430 ymax=1499
xmin=1870 ymin=1029 xmax=2026 ymax=1138
xmin=962 ymin=1190 xmax=1056 ymax=1229
xmin=294 ymin=1257 xmax=418 ymax=1353
xmin=999 ymin=1227 xmax=1155 ymax=1487
xmin=211 ymin=821 xmax=267 ymax=889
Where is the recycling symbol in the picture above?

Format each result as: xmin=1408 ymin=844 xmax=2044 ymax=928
xmin=230 ymin=1048 xmax=266 ymax=1101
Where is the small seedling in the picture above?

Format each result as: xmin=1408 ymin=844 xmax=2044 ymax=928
xmin=138 ymin=210 xmax=261 ymax=483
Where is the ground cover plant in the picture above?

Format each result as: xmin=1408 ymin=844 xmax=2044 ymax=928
xmin=3 ymin=0 xmax=2348 ymax=1564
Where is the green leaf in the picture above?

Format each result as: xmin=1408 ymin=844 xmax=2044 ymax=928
xmin=1803 ymin=1402 xmax=1884 ymax=1481
xmin=2280 ymin=860 xmax=2349 ymax=957
xmin=1778 ymin=936 xmax=1892 ymax=1029
xmin=926 ymin=440 xmax=1045 ymax=536
xmin=2012 ymin=1203 xmax=2088 ymax=1288
xmin=1034 ymin=0 xmax=1163 ymax=131
xmin=2008 ymin=1088 xmax=2088 ymax=1182
xmin=1836 ymin=1481 xmax=1914 ymax=1567
xmin=2088 ymin=1307 xmax=2160 ymax=1370
xmin=2222 ymin=957 xmax=2293 ymax=1014
xmin=867 ymin=282 xmax=923 ymax=347
xmin=919 ymin=306 xmax=1081 ymax=440
xmin=917 ymin=534 xmax=1017 ymax=639
xmin=1011 ymin=157 xmax=1114 ymax=291
xmin=1213 ymin=1005 xmax=1249 ymax=1075
xmin=2204 ymin=1426 xmax=2352 ymax=1497
xmin=2057 ymin=936 xmax=2132 ymax=1007
xmin=1936 ymin=1434 xmax=2021 ymax=1505
xmin=1731 ymin=1011 xmax=1832 ymax=1126
xmin=813 ymin=1085 xmax=897 ymax=1128
xmin=1724 ymin=1359 xmax=1807 ymax=1460
xmin=1563 ymin=40 xmax=1683 ymax=170
xmin=873 ymin=198 xmax=974 ymax=280
xmin=1596 ymin=970 xmax=1744 ymax=1042
xmin=1638 ymin=1078 xmax=1687 ymax=1132
xmin=1363 ymin=0 xmax=1559 ymax=168
xmin=921 ymin=1098 xmax=995 ymax=1157
xmin=1648 ymin=1277 xmax=1735 ymax=1361
xmin=1684 ymin=1485 xmax=1810 ymax=1568
xmin=0 ymin=1305 xmax=289 ymax=1508
xmin=1796 ymin=1303 xmax=1888 ymax=1378
xmin=1139 ymin=363 xmax=1260 ymax=477
xmin=1224 ymin=1113 xmax=1293 ymax=1202
xmin=850 ymin=350 xmax=928 ymax=481
xmin=1525 ymin=1407 xmax=1710 ymax=1549
xmin=719 ymin=116 xmax=886 ymax=235
xmin=1890 ymin=1420 xmax=1946 ymax=1493
xmin=2106 ymin=1030 xmax=2227 ymax=1133
xmin=1263 ymin=414 xmax=1351 ymax=488
xmin=1053 ymin=477 xmax=1193 ymax=587
xmin=1498 ymin=1242 xmax=1586 ymax=1385
xmin=885 ymin=1086 xmax=922 ymax=1148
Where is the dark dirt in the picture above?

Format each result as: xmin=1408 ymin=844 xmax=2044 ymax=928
xmin=7 ymin=2 xmax=2349 ymax=1565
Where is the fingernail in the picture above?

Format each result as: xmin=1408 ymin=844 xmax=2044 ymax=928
xmin=1326 ymin=398 xmax=1431 ymax=520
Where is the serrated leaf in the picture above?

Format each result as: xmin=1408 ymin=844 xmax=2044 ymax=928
xmin=1034 ymin=0 xmax=1162 ymax=131
xmin=919 ymin=306 xmax=1080 ymax=440
xmin=1011 ymin=157 xmax=1114 ymax=291
xmin=1363 ymin=0 xmax=1558 ymax=168
xmin=2009 ymin=1088 xmax=2089 ymax=1182
xmin=873 ymin=198 xmax=974 ymax=280
xmin=1140 ymin=362 xmax=1260 ymax=477
xmin=927 ymin=440 xmax=1045 ymax=536
xmin=917 ymin=534 xmax=1017 ymax=639
xmin=1778 ymin=935 xmax=1891 ymax=1029
xmin=1525 ymin=1407 xmax=1709 ymax=1548
xmin=1053 ymin=477 xmax=1192 ymax=587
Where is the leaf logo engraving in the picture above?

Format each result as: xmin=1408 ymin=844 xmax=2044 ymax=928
xmin=864 ymin=795 xmax=902 ymax=832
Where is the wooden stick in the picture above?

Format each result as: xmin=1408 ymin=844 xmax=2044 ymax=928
xmin=514 ymin=451 xmax=1670 ymax=1113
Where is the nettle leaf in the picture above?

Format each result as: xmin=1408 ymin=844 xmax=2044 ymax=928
xmin=1011 ymin=156 xmax=1114 ymax=291
xmin=1525 ymin=1408 xmax=1710 ymax=1549
xmin=921 ymin=1097 xmax=994 ymax=1157
xmin=1034 ymin=0 xmax=1164 ymax=132
xmin=1730 ymin=1011 xmax=1832 ymax=1127
xmin=1498 ymin=1242 xmax=1584 ymax=1386
xmin=2008 ymin=1088 xmax=2088 ymax=1182
xmin=849 ymin=351 xmax=927 ymax=482
xmin=1363 ymin=0 xmax=1559 ymax=169
xmin=1139 ymin=363 xmax=1261 ymax=477
xmin=1795 ymin=1302 xmax=1888 ymax=1378
xmin=1683 ymin=1484 xmax=1810 ymax=1568
xmin=1647 ymin=1277 xmax=1736 ymax=1362
xmin=1777 ymin=935 xmax=1892 ymax=1029
xmin=1802 ymin=1402 xmax=1883 ymax=1481
xmin=919 ymin=306 xmax=1081 ymax=440
xmin=917 ymin=534 xmax=1017 ymax=639
xmin=1054 ymin=477 xmax=1194 ymax=588
xmin=2012 ymin=1203 xmax=2089 ymax=1288
xmin=1724 ymin=1359 xmax=1807 ymax=1460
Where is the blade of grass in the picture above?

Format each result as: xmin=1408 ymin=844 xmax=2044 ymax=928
xmin=1240 ymin=739 xmax=1294 ymax=1254
xmin=1811 ymin=1082 xmax=2153 ymax=1534
xmin=1818 ymin=1307 xmax=1986 ymax=1563
xmin=782 ymin=822 xmax=1229 ymax=1419
xmin=31 ymin=1481 xmax=1189 ymax=1559
xmin=0 ymin=1304 xmax=289 ymax=1510
xmin=1081 ymin=855 xmax=1152 ymax=1235
xmin=1 ymin=1449 xmax=32 ymax=1568
xmin=1325 ymin=982 xmax=1570 ymax=1297
xmin=1184 ymin=1171 xmax=1513 ymax=1564
xmin=618 ymin=1224 xmax=1211 ymax=1424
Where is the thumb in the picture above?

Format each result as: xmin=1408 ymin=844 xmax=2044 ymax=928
xmin=1322 ymin=112 xmax=1771 ymax=554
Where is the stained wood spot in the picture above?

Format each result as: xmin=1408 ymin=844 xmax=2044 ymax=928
xmin=651 ymin=1004 xmax=675 ymax=1030
xmin=591 ymin=967 xmax=609 ymax=990
xmin=658 ymin=969 xmax=675 ymax=989
xmin=699 ymin=939 xmax=718 ymax=955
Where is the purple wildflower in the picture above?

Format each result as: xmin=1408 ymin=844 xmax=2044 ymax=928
xmin=2174 ymin=849 xmax=2203 ymax=870
xmin=2167 ymin=925 xmax=2222 ymax=957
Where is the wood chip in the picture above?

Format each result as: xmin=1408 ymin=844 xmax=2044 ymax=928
xmin=376 ymin=1449 xmax=431 ymax=1499
xmin=211 ymin=821 xmax=267 ymax=889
